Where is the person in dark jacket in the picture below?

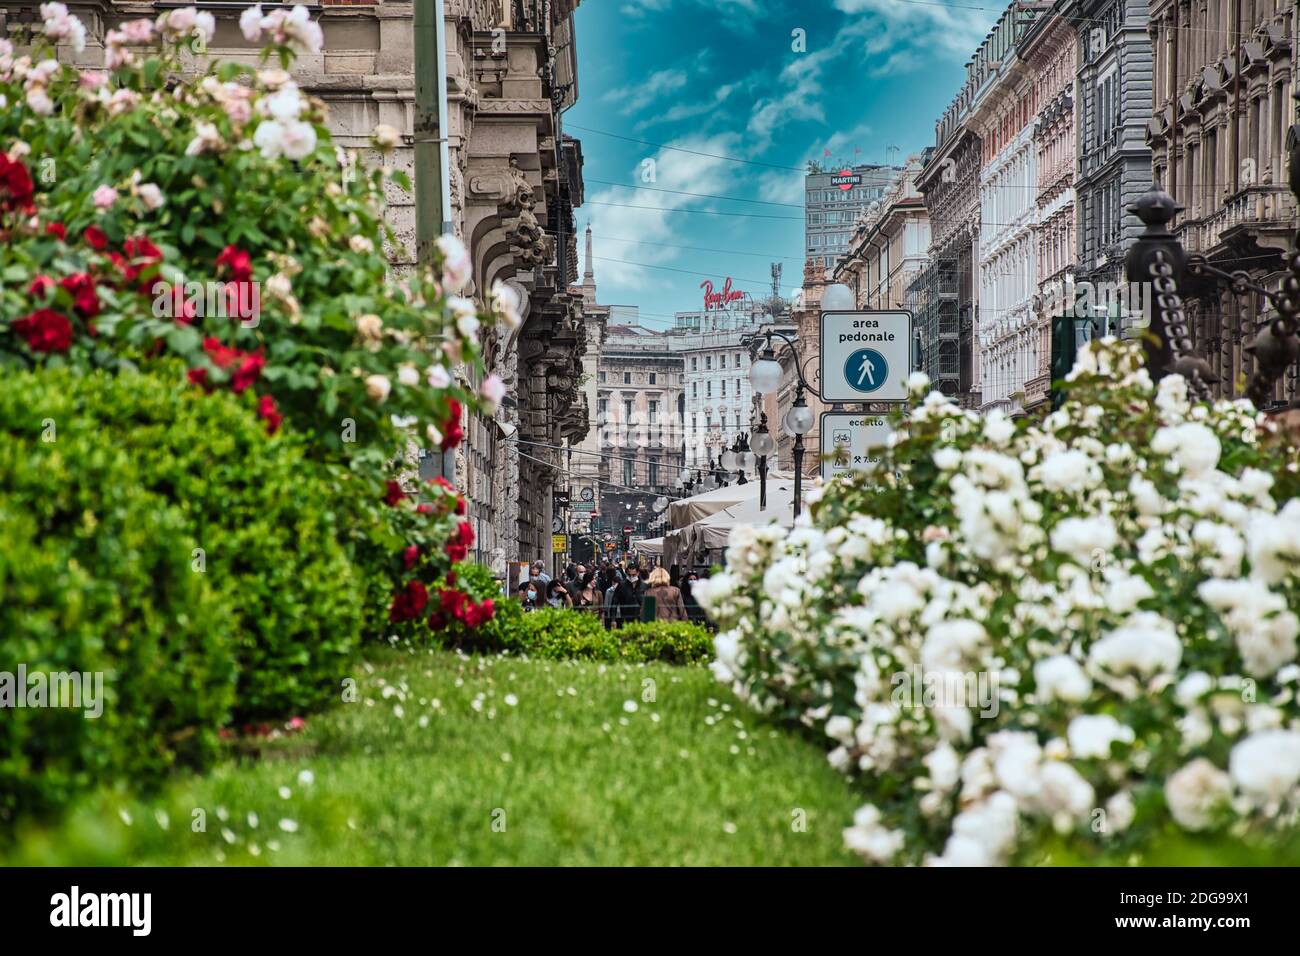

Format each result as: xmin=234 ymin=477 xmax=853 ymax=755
xmin=681 ymin=570 xmax=703 ymax=623
xmin=612 ymin=564 xmax=646 ymax=625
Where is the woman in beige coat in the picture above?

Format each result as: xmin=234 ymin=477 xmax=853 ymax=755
xmin=644 ymin=567 xmax=688 ymax=622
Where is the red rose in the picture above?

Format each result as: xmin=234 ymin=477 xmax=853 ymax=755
xmin=446 ymin=571 xmax=457 ymax=587
xmin=216 ymin=245 xmax=253 ymax=282
xmin=187 ymin=367 xmax=210 ymax=388
xmin=83 ymin=225 xmax=108 ymax=251
xmin=402 ymin=545 xmax=420 ymax=570
xmin=464 ymin=598 xmax=495 ymax=628
xmin=444 ymin=520 xmax=475 ymax=563
xmin=416 ymin=503 xmax=434 ymax=515
xmin=257 ymin=394 xmax=282 ymax=435
xmin=59 ymin=273 xmax=100 ymax=318
xmin=432 ymin=476 xmax=455 ymax=493
xmin=388 ymin=580 xmax=430 ymax=622
xmin=455 ymin=496 xmax=467 ymax=516
xmin=12 ymin=308 xmax=73 ymax=353
xmin=45 ymin=222 xmax=66 ymax=241
xmin=441 ymin=398 xmax=464 ymax=450
xmin=230 ymin=350 xmax=265 ymax=393
xmin=106 ymin=251 xmax=139 ymax=284
xmin=28 ymin=275 xmax=55 ymax=300
xmin=438 ymin=588 xmax=467 ymax=619
xmin=0 ymin=154 xmax=35 ymax=213
xmin=202 ymin=336 xmax=241 ymax=368
xmin=383 ymin=480 xmax=406 ymax=506
xmin=123 ymin=235 xmax=162 ymax=263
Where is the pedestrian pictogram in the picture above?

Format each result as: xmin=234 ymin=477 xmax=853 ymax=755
xmin=844 ymin=348 xmax=888 ymax=394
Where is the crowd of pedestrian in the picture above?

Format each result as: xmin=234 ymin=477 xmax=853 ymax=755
xmin=514 ymin=558 xmax=709 ymax=628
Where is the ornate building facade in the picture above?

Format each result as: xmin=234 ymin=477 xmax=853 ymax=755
xmin=23 ymin=0 xmax=593 ymax=567
xmin=1075 ymin=0 xmax=1154 ymax=333
xmin=1023 ymin=3 xmax=1077 ymax=410
xmin=971 ymin=4 xmax=1042 ymax=414
xmin=834 ymin=154 xmax=931 ymax=313
xmin=1147 ymin=0 xmax=1297 ymax=404
xmin=912 ymin=20 xmax=993 ymax=406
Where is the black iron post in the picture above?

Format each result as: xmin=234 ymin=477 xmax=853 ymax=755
xmin=1128 ymin=94 xmax=1300 ymax=409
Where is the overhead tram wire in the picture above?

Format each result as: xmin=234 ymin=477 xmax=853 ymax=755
xmin=584 ymin=178 xmax=803 ymax=209
xmin=513 ymin=448 xmax=695 ymax=502
xmin=584 ymin=199 xmax=802 ymax=221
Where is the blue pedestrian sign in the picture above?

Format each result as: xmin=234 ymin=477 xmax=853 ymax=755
xmin=844 ymin=348 xmax=888 ymax=394
xmin=819 ymin=310 xmax=912 ymax=402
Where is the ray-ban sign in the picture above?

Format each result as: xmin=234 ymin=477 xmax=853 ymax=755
xmin=819 ymin=310 xmax=912 ymax=402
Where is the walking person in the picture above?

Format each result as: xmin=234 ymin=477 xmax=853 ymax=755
xmin=613 ymin=563 xmax=646 ymax=625
xmin=644 ymin=567 xmax=688 ymax=622
xmin=546 ymin=578 xmax=573 ymax=609
xmin=573 ymin=571 xmax=601 ymax=611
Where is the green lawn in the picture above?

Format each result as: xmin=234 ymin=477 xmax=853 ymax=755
xmin=7 ymin=648 xmax=863 ymax=866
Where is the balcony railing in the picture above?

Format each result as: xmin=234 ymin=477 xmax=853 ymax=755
xmin=1179 ymin=185 xmax=1298 ymax=254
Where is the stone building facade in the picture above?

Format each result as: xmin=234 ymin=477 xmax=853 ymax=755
xmin=1074 ymin=0 xmax=1154 ymax=331
xmin=565 ymin=225 xmax=608 ymax=541
xmin=20 ymin=0 xmax=594 ymax=567
xmin=970 ymin=5 xmax=1042 ymax=415
xmin=912 ymin=16 xmax=998 ymax=406
xmin=596 ymin=322 xmax=684 ymax=536
xmin=1023 ymin=3 xmax=1077 ymax=410
xmin=1147 ymin=0 xmax=1297 ymax=404
xmin=834 ymin=154 xmax=931 ymax=313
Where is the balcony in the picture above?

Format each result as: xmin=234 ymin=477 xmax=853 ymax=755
xmin=1178 ymin=185 xmax=1298 ymax=255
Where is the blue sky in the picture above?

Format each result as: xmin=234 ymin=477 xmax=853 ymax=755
xmin=564 ymin=0 xmax=1001 ymax=326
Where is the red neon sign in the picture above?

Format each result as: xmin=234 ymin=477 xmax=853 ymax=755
xmin=700 ymin=277 xmax=744 ymax=311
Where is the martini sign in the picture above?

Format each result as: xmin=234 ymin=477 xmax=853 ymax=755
xmin=831 ymin=169 xmax=861 ymax=190
xmin=819 ymin=310 xmax=912 ymax=402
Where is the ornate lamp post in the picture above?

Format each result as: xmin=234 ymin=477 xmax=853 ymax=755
xmin=747 ymin=330 xmax=818 ymax=517
xmin=751 ymin=412 xmax=776 ymax=510
xmin=1129 ymin=93 xmax=1299 ymax=411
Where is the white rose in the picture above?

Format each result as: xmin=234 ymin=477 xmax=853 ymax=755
xmin=1067 ymin=714 xmax=1135 ymax=760
xmin=397 ymin=363 xmax=420 ymax=388
xmin=1164 ymin=758 xmax=1232 ymax=831
xmin=364 ymin=374 xmax=391 ymax=403
xmin=436 ymin=234 xmax=472 ymax=293
xmin=1033 ymin=655 xmax=1091 ymax=703
xmin=427 ymin=364 xmax=452 ymax=389
xmin=1228 ymin=729 xmax=1300 ymax=803
xmin=824 ymin=716 xmax=855 ymax=747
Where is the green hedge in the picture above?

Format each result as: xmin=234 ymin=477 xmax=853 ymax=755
xmin=0 ymin=366 xmax=362 ymax=819
xmin=616 ymin=622 xmax=714 ymax=665
xmin=433 ymin=594 xmax=713 ymax=665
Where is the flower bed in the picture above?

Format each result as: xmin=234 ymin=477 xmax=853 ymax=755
xmin=1 ymin=8 xmax=509 ymax=646
xmin=0 ymin=6 xmax=512 ymax=819
xmin=697 ymin=339 xmax=1300 ymax=865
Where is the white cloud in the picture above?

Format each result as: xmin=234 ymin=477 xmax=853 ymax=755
xmin=605 ymin=68 xmax=690 ymax=115
xmin=585 ymin=133 xmax=744 ymax=291
xmin=832 ymin=0 xmax=999 ymax=58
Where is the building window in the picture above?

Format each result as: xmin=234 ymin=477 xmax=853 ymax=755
xmin=721 ymin=380 xmax=727 ymax=397
xmin=598 ymin=398 xmax=607 ymax=416
xmin=623 ymin=458 xmax=634 ymax=486
xmin=649 ymin=372 xmax=656 ymax=385
xmin=623 ymin=371 xmax=631 ymax=385
xmin=735 ymin=378 xmax=740 ymax=394
xmin=649 ymin=460 xmax=659 ymax=487
xmin=692 ymin=382 xmax=698 ymax=398
xmin=648 ymin=400 xmax=658 ymax=423
xmin=691 ymin=357 xmax=697 ymax=371
xmin=706 ymin=381 xmax=711 ymax=398
xmin=719 ymin=355 xmax=726 ymax=370
xmin=624 ymin=399 xmax=634 ymax=421
xmin=598 ymin=371 xmax=606 ymax=383
xmin=734 ymin=353 xmax=741 ymax=367
xmin=705 ymin=356 xmax=712 ymax=370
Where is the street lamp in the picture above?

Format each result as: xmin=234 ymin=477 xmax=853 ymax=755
xmin=821 ymin=282 xmax=856 ymax=311
xmin=744 ymin=328 xmax=821 ymax=518
xmin=752 ymin=413 xmax=775 ymax=510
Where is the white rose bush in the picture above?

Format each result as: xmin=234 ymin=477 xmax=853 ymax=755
xmin=697 ymin=338 xmax=1300 ymax=865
